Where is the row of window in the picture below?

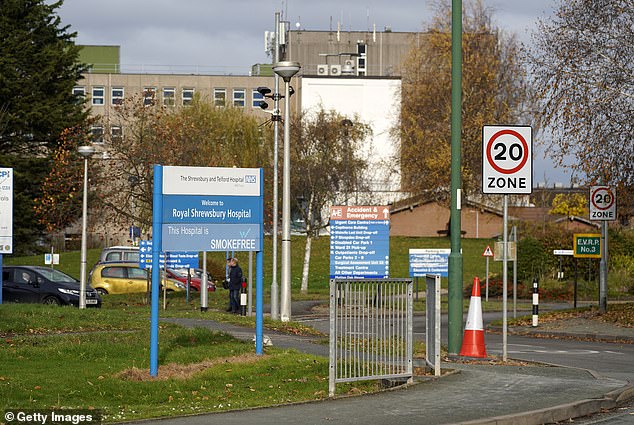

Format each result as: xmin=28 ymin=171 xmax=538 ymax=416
xmin=89 ymin=125 xmax=120 ymax=144
xmin=73 ymin=86 xmax=266 ymax=108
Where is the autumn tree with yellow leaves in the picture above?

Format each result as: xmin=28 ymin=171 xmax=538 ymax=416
xmin=34 ymin=125 xmax=93 ymax=233
xmin=549 ymin=193 xmax=588 ymax=217
xmin=396 ymin=0 xmax=532 ymax=200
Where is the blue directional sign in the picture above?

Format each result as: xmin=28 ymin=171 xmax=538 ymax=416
xmin=139 ymin=240 xmax=198 ymax=270
xmin=329 ymin=206 xmax=390 ymax=279
xmin=409 ymin=249 xmax=450 ymax=277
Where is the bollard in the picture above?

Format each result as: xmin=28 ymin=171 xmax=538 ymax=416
xmin=240 ymin=280 xmax=247 ymax=316
xmin=532 ymin=277 xmax=539 ymax=327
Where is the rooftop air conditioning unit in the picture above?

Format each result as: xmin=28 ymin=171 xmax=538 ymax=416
xmin=330 ymin=64 xmax=342 ymax=76
xmin=342 ymin=59 xmax=355 ymax=75
xmin=317 ymin=64 xmax=329 ymax=76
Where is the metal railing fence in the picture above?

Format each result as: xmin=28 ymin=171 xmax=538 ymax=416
xmin=329 ymin=278 xmax=413 ymax=397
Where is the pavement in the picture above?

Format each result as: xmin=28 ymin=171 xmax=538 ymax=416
xmin=151 ymin=302 xmax=634 ymax=425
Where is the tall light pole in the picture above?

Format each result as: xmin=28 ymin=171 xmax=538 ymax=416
xmin=78 ymin=145 xmax=95 ymax=309
xmin=448 ymin=0 xmax=464 ymax=354
xmin=273 ymin=60 xmax=300 ymax=322
xmin=270 ymin=11 xmax=282 ymax=320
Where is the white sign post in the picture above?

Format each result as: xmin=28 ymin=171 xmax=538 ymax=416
xmin=590 ymin=186 xmax=616 ymax=313
xmin=482 ymin=245 xmax=494 ymax=302
xmin=482 ymin=125 xmax=532 ymax=362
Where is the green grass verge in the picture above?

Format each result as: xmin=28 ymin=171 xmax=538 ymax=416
xmin=0 ymin=304 xmax=375 ymax=422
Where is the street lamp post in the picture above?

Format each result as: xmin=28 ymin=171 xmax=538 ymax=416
xmin=128 ymin=175 xmax=139 ymax=245
xmin=78 ymin=145 xmax=95 ymax=309
xmin=271 ymin=11 xmax=282 ymax=320
xmin=273 ymin=60 xmax=300 ymax=322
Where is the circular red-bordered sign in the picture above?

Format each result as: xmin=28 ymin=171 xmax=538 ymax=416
xmin=486 ymin=129 xmax=529 ymax=175
xmin=591 ymin=187 xmax=615 ymax=211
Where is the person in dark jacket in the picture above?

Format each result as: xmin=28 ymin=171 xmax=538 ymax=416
xmin=226 ymin=257 xmax=243 ymax=313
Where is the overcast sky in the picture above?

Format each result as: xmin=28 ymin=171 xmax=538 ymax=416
xmin=56 ymin=0 xmax=570 ymax=184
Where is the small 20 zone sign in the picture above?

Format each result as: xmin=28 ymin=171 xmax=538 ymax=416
xmin=482 ymin=126 xmax=532 ymax=194
xmin=590 ymin=186 xmax=616 ymax=221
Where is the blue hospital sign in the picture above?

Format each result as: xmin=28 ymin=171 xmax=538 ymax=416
xmin=161 ymin=166 xmax=263 ymax=252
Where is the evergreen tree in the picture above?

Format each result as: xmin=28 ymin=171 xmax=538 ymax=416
xmin=0 ymin=0 xmax=87 ymax=253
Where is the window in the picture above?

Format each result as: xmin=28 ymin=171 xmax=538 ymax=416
xmin=252 ymin=89 xmax=265 ymax=108
xmin=17 ymin=270 xmax=35 ymax=285
xmin=233 ymin=89 xmax=245 ymax=107
xmin=111 ymin=125 xmax=123 ymax=143
xmin=357 ymin=42 xmax=367 ymax=76
xmin=101 ymin=266 xmax=125 ymax=278
xmin=72 ymin=86 xmax=85 ymax=104
xmin=92 ymin=87 xmax=105 ymax=105
xmin=143 ymin=87 xmax=156 ymax=105
xmin=163 ymin=87 xmax=175 ymax=106
xmin=214 ymin=88 xmax=226 ymax=107
xmin=127 ymin=267 xmax=147 ymax=279
xmin=357 ymin=57 xmax=367 ymax=76
xmin=90 ymin=125 xmax=104 ymax=144
xmin=182 ymin=88 xmax=194 ymax=106
xmin=111 ymin=87 xmax=124 ymax=105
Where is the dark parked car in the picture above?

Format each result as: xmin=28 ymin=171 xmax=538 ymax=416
xmin=1 ymin=266 xmax=102 ymax=307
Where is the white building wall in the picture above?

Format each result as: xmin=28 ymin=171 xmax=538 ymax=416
xmin=301 ymin=77 xmax=402 ymax=204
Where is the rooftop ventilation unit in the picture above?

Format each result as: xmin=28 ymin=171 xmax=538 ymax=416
xmin=317 ymin=64 xmax=329 ymax=76
xmin=330 ymin=64 xmax=341 ymax=76
xmin=342 ymin=59 xmax=355 ymax=75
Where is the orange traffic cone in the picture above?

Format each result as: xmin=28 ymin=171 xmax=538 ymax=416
xmin=459 ymin=277 xmax=487 ymax=358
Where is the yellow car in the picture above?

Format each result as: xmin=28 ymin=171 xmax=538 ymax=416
xmin=89 ymin=263 xmax=185 ymax=295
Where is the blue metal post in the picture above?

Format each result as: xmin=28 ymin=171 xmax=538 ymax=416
xmin=150 ymin=165 xmax=163 ymax=377
xmin=256 ymin=250 xmax=264 ymax=355
xmin=255 ymin=168 xmax=264 ymax=355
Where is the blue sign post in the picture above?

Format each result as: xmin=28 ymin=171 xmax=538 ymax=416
xmin=150 ymin=165 xmax=264 ymax=377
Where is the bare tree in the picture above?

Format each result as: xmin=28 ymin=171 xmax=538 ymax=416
xmin=290 ymin=108 xmax=372 ymax=293
xmin=527 ymin=0 xmax=634 ymax=221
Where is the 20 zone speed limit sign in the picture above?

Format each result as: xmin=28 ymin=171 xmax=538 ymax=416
xmin=590 ymin=186 xmax=616 ymax=221
xmin=482 ymin=126 xmax=532 ymax=194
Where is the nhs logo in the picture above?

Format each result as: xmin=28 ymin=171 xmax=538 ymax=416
xmin=245 ymin=175 xmax=257 ymax=184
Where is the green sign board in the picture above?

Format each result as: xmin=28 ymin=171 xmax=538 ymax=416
xmin=573 ymin=233 xmax=601 ymax=258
